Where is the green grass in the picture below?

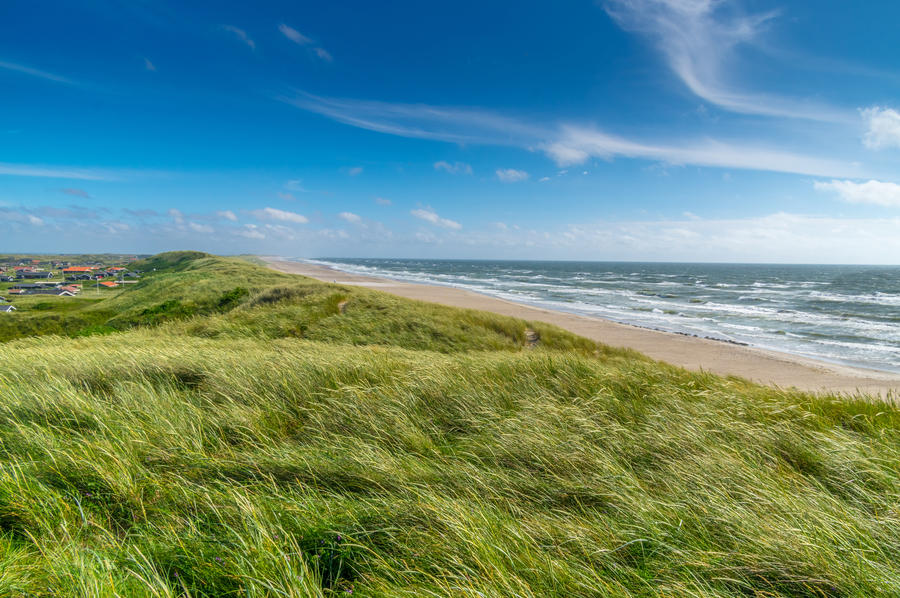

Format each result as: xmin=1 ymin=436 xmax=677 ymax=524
xmin=0 ymin=252 xmax=896 ymax=596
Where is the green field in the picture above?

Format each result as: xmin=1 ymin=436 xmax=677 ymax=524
xmin=0 ymin=252 xmax=897 ymax=596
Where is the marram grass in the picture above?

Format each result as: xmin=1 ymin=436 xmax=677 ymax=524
xmin=0 ymin=253 xmax=896 ymax=596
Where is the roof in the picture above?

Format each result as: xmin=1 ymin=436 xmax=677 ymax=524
xmin=99 ymin=281 xmax=119 ymax=287
xmin=0 ymin=306 xmax=16 ymax=312
xmin=63 ymin=266 xmax=95 ymax=272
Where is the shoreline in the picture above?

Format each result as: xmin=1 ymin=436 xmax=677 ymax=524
xmin=262 ymin=257 xmax=900 ymax=398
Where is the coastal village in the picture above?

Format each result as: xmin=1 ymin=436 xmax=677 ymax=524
xmin=0 ymin=256 xmax=142 ymax=312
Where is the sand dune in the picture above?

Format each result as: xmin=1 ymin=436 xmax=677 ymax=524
xmin=263 ymin=258 xmax=900 ymax=399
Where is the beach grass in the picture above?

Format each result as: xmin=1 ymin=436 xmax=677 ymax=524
xmin=0 ymin=252 xmax=896 ymax=596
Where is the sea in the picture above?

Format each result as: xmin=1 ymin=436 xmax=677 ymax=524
xmin=305 ymin=259 xmax=900 ymax=374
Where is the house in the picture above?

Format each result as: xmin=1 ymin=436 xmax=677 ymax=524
xmin=7 ymin=289 xmax=24 ymax=295
xmin=99 ymin=281 xmax=119 ymax=288
xmin=0 ymin=305 xmax=16 ymax=313
xmin=17 ymin=271 xmax=54 ymax=279
xmin=60 ymin=285 xmax=81 ymax=294
xmin=62 ymin=266 xmax=96 ymax=275
xmin=26 ymin=289 xmax=75 ymax=296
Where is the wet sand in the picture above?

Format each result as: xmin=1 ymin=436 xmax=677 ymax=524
xmin=263 ymin=257 xmax=900 ymax=399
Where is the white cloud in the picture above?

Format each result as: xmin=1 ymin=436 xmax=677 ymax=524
xmin=0 ymin=60 xmax=73 ymax=85
xmin=277 ymin=192 xmax=295 ymax=201
xmin=279 ymin=91 xmax=545 ymax=146
xmin=0 ymin=207 xmax=45 ymax=226
xmin=282 ymin=92 xmax=862 ymax=178
xmin=411 ymin=208 xmax=461 ymax=230
xmin=546 ymin=125 xmax=865 ymax=177
xmin=427 ymin=213 xmax=900 ymax=264
xmin=434 ymin=161 xmax=473 ymax=175
xmin=862 ymin=107 xmax=900 ymax=150
xmin=279 ymin=24 xmax=312 ymax=45
xmin=538 ymin=176 xmax=550 ymax=182
xmin=496 ymin=168 xmax=529 ymax=182
xmin=250 ymin=207 xmax=309 ymax=224
xmin=222 ymin=25 xmax=256 ymax=50
xmin=544 ymin=143 xmax=589 ymax=166
xmin=168 ymin=209 xmax=184 ymax=224
xmin=216 ymin=210 xmax=238 ymax=221
xmin=237 ymin=224 xmax=265 ymax=239
xmin=814 ymin=179 xmax=900 ymax=207
xmin=143 ymin=58 xmax=156 ymax=72
xmin=348 ymin=166 xmax=363 ymax=176
xmin=314 ymin=47 xmax=333 ymax=62
xmin=338 ymin=211 xmax=361 ymax=223
xmin=602 ymin=0 xmax=848 ymax=123
xmin=375 ymin=197 xmax=392 ymax=206
xmin=189 ymin=222 xmax=214 ymax=234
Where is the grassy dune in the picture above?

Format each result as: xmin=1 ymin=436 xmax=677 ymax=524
xmin=0 ymin=253 xmax=897 ymax=596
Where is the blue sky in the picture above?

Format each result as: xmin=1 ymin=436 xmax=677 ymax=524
xmin=2 ymin=0 xmax=900 ymax=262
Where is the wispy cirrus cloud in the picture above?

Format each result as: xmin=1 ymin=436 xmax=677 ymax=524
xmin=411 ymin=208 xmax=461 ymax=230
xmin=0 ymin=59 xmax=74 ymax=85
xmin=278 ymin=24 xmax=332 ymax=61
xmin=0 ymin=162 xmax=116 ymax=181
xmin=278 ymin=91 xmax=545 ymax=146
xmin=814 ymin=179 xmax=900 ymax=207
xmin=602 ymin=0 xmax=850 ymax=123
xmin=280 ymin=90 xmax=864 ymax=178
xmin=279 ymin=24 xmax=312 ymax=45
xmin=313 ymin=47 xmax=333 ymax=62
xmin=545 ymin=125 xmax=865 ymax=177
xmin=222 ymin=25 xmax=256 ymax=50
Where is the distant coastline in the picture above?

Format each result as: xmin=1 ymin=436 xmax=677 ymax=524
xmin=303 ymin=257 xmax=900 ymax=376
xmin=262 ymin=257 xmax=900 ymax=398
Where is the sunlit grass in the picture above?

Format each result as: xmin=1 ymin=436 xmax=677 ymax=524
xmin=0 ymin=253 xmax=896 ymax=596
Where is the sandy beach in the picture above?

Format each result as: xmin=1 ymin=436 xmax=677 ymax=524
xmin=263 ymin=257 xmax=900 ymax=398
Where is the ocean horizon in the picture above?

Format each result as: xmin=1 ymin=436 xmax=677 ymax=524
xmin=302 ymin=257 xmax=900 ymax=374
